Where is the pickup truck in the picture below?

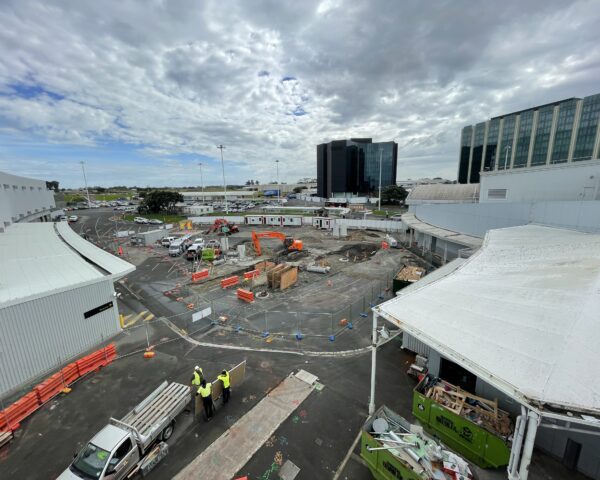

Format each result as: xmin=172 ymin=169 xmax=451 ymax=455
xmin=59 ymin=381 xmax=189 ymax=480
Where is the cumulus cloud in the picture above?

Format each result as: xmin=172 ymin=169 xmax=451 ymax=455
xmin=0 ymin=0 xmax=599 ymax=186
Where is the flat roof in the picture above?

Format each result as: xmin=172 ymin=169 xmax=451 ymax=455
xmin=401 ymin=213 xmax=482 ymax=249
xmin=0 ymin=223 xmax=134 ymax=307
xmin=377 ymin=225 xmax=600 ymax=415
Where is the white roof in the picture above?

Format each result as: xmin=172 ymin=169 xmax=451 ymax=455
xmin=377 ymin=224 xmax=600 ymax=415
xmin=406 ymin=184 xmax=479 ymax=204
xmin=0 ymin=223 xmax=134 ymax=307
xmin=402 ymin=213 xmax=482 ymax=249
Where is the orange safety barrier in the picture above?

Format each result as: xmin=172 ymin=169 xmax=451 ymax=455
xmin=191 ymin=269 xmax=209 ymax=283
xmin=0 ymin=344 xmax=117 ymax=433
xmin=236 ymin=288 xmax=255 ymax=303
xmin=221 ymin=276 xmax=240 ymax=289
xmin=0 ymin=391 xmax=39 ymax=432
xmin=243 ymin=269 xmax=260 ymax=280
xmin=34 ymin=372 xmax=66 ymax=403
xmin=76 ymin=344 xmax=117 ymax=377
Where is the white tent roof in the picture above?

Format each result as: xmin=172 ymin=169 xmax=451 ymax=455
xmin=0 ymin=223 xmax=134 ymax=307
xmin=377 ymin=224 xmax=600 ymax=415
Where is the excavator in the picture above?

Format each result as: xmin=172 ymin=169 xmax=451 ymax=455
xmin=206 ymin=218 xmax=239 ymax=235
xmin=251 ymin=230 xmax=303 ymax=256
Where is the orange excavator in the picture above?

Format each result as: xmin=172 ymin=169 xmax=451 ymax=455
xmin=251 ymin=231 xmax=303 ymax=256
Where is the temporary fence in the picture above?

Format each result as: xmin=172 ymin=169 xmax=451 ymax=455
xmin=0 ymin=344 xmax=117 ymax=432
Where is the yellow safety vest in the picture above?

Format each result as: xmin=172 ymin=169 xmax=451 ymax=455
xmin=192 ymin=371 xmax=202 ymax=386
xmin=218 ymin=372 xmax=230 ymax=388
xmin=198 ymin=383 xmax=212 ymax=398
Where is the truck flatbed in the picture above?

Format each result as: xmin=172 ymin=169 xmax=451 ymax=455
xmin=111 ymin=381 xmax=189 ymax=451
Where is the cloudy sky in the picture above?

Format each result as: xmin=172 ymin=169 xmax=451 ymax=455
xmin=0 ymin=0 xmax=599 ymax=188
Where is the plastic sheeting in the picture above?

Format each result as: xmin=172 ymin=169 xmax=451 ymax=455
xmin=377 ymin=224 xmax=600 ymax=414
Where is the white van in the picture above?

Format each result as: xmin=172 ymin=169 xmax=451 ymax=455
xmin=161 ymin=236 xmax=176 ymax=247
xmin=169 ymin=239 xmax=185 ymax=256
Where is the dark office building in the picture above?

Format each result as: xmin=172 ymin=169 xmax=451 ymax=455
xmin=316 ymin=138 xmax=398 ymax=198
xmin=458 ymin=93 xmax=600 ymax=184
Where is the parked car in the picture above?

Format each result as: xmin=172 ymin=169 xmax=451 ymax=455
xmin=68 ymin=215 xmax=78 ymax=222
xmin=149 ymin=219 xmax=163 ymax=225
xmin=134 ymin=217 xmax=149 ymax=224
xmin=161 ymin=236 xmax=176 ymax=247
xmin=59 ymin=215 xmax=68 ymax=222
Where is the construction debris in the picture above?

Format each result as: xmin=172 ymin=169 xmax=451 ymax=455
xmin=421 ymin=377 xmax=513 ymax=438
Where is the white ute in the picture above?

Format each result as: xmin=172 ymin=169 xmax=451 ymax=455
xmin=59 ymin=381 xmax=189 ymax=480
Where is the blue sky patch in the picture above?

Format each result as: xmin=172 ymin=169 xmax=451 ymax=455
xmin=6 ymin=82 xmax=65 ymax=101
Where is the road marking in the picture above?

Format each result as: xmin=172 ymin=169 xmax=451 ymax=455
xmin=123 ymin=310 xmax=148 ymax=328
xmin=144 ymin=313 xmax=155 ymax=322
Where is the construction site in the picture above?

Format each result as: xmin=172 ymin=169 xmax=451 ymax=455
xmin=114 ymin=216 xmax=421 ymax=352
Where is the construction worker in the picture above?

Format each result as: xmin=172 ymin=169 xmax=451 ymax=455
xmin=191 ymin=366 xmax=203 ymax=388
xmin=197 ymin=379 xmax=214 ymax=421
xmin=218 ymin=369 xmax=231 ymax=404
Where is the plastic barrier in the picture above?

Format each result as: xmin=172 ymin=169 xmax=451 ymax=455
xmin=191 ymin=269 xmax=209 ymax=283
xmin=221 ymin=276 xmax=240 ymax=289
xmin=243 ymin=269 xmax=260 ymax=280
xmin=34 ymin=372 xmax=66 ymax=403
xmin=236 ymin=289 xmax=255 ymax=303
xmin=1 ymin=344 xmax=118 ymax=432
xmin=0 ymin=392 xmax=39 ymax=431
xmin=76 ymin=344 xmax=117 ymax=377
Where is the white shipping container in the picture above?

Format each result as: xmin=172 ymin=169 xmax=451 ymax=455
xmin=282 ymin=216 xmax=302 ymax=226
xmin=245 ymin=215 xmax=264 ymax=225
xmin=265 ymin=215 xmax=283 ymax=226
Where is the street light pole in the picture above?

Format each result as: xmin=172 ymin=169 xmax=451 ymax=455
xmin=216 ymin=145 xmax=228 ymax=214
xmin=503 ymin=145 xmax=512 ymax=170
xmin=79 ymin=161 xmax=91 ymax=208
xmin=198 ymin=162 xmax=205 ymax=205
xmin=275 ymin=159 xmax=280 ymax=205
xmin=378 ymin=147 xmax=383 ymax=211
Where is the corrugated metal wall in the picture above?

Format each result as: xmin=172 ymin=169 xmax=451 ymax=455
xmin=401 ymin=333 xmax=431 ymax=357
xmin=0 ymin=279 xmax=120 ymax=397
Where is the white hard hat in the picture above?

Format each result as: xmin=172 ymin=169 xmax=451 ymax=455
xmin=195 ymin=366 xmax=201 ymax=371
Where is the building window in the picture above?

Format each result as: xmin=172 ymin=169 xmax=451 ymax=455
xmin=458 ymin=126 xmax=472 ymax=183
xmin=483 ymin=119 xmax=500 ymax=171
xmin=498 ymin=115 xmax=516 ymax=170
xmin=531 ymin=106 xmax=554 ymax=166
xmin=551 ymin=100 xmax=577 ymax=163
xmin=573 ymin=94 xmax=600 ymax=161
xmin=487 ymin=188 xmax=507 ymax=199
xmin=470 ymin=123 xmax=486 ymax=183
xmin=514 ymin=110 xmax=534 ymax=168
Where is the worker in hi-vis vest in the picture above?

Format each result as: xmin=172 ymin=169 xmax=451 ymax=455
xmin=218 ymin=370 xmax=231 ymax=404
xmin=191 ymin=366 xmax=203 ymax=387
xmin=197 ymin=380 xmax=214 ymax=421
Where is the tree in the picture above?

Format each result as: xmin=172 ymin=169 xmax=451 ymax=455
xmin=381 ymin=185 xmax=408 ymax=205
xmin=293 ymin=186 xmax=303 ymax=194
xmin=141 ymin=190 xmax=183 ymax=213
xmin=46 ymin=180 xmax=59 ymax=192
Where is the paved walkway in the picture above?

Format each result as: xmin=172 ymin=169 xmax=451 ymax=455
xmin=174 ymin=371 xmax=316 ymax=480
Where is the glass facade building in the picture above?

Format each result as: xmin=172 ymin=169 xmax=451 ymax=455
xmin=316 ymin=138 xmax=398 ymax=197
xmin=458 ymin=93 xmax=600 ymax=183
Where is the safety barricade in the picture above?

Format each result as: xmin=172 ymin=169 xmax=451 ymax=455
xmin=34 ymin=372 xmax=66 ymax=403
xmin=221 ymin=276 xmax=240 ymax=289
xmin=76 ymin=344 xmax=117 ymax=377
xmin=236 ymin=288 xmax=255 ymax=303
xmin=243 ymin=269 xmax=260 ymax=280
xmin=191 ymin=269 xmax=209 ymax=283
xmin=0 ymin=344 xmax=118 ymax=433
xmin=0 ymin=392 xmax=39 ymax=431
